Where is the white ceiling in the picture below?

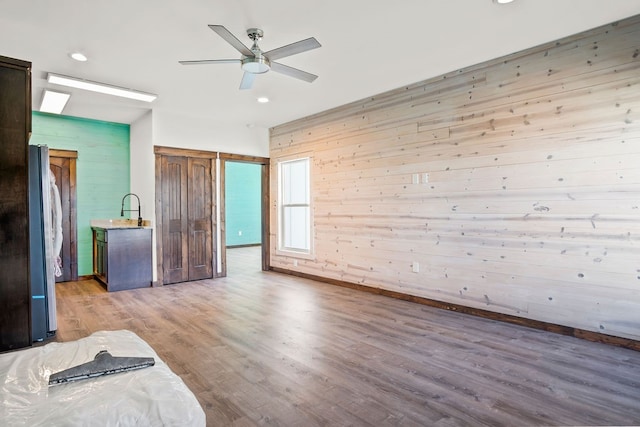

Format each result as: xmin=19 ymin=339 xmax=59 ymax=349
xmin=2 ymin=0 xmax=640 ymax=129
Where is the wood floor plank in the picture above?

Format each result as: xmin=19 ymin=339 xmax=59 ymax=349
xmin=52 ymin=246 xmax=640 ymax=426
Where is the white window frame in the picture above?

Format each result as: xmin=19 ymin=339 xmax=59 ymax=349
xmin=277 ymin=156 xmax=313 ymax=257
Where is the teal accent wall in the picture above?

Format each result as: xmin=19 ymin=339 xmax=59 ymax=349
xmin=30 ymin=112 xmax=130 ymax=277
xmin=225 ymin=162 xmax=261 ymax=246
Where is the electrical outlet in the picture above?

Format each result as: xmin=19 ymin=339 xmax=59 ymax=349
xmin=422 ymin=173 xmax=429 ymax=183
xmin=238 ymin=230 xmax=242 ymax=236
xmin=293 ymin=259 xmax=298 ymax=267
xmin=412 ymin=173 xmax=419 ymax=184
xmin=412 ymin=261 xmax=419 ymax=273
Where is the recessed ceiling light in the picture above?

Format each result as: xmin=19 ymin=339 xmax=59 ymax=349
xmin=257 ymin=97 xmax=269 ymax=103
xmin=70 ymin=52 xmax=88 ymax=62
xmin=494 ymin=0 xmax=515 ymax=3
xmin=40 ymin=90 xmax=71 ymax=114
xmin=47 ymin=72 xmax=157 ymax=102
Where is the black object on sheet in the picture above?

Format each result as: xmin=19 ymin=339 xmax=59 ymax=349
xmin=48 ymin=350 xmax=155 ymax=386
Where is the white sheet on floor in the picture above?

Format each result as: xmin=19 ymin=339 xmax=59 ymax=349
xmin=0 ymin=330 xmax=205 ymax=426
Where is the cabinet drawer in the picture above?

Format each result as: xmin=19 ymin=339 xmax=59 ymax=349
xmin=94 ymin=229 xmax=106 ymax=242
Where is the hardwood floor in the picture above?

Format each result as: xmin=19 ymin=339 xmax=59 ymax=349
xmin=55 ymin=247 xmax=640 ymax=426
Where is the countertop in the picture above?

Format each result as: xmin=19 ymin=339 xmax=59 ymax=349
xmin=90 ymin=219 xmax=153 ymax=229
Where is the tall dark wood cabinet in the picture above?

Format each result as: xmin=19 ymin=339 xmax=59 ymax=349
xmin=0 ymin=55 xmax=32 ymax=351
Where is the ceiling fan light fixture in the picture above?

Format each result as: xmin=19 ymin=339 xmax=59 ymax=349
xmin=241 ymin=56 xmax=270 ymax=74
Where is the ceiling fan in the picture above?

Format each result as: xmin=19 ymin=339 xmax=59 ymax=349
xmin=179 ymin=25 xmax=321 ymax=90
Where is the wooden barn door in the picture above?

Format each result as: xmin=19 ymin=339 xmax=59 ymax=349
xmin=49 ymin=149 xmax=78 ymax=282
xmin=160 ymin=153 xmax=214 ymax=285
xmin=187 ymin=157 xmax=213 ymax=280
xmin=161 ymin=155 xmax=188 ymax=284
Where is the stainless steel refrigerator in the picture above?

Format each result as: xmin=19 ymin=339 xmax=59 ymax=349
xmin=29 ymin=144 xmax=60 ymax=341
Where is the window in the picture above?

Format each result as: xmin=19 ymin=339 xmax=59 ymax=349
xmin=278 ymin=157 xmax=311 ymax=254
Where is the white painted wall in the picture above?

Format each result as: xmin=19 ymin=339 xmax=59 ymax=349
xmin=152 ymin=110 xmax=269 ymax=157
xmin=130 ymin=110 xmax=156 ymax=280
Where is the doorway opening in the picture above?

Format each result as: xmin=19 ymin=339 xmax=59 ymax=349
xmin=49 ymin=149 xmax=78 ymax=282
xmin=223 ymin=161 xmax=262 ymax=273
xmin=219 ymin=153 xmax=270 ymax=277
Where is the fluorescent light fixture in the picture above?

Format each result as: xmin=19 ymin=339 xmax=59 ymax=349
xmin=47 ymin=72 xmax=157 ymax=102
xmin=257 ymin=96 xmax=269 ymax=103
xmin=40 ymin=89 xmax=71 ymax=114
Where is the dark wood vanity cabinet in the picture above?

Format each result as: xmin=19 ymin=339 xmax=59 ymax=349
xmin=92 ymin=227 xmax=152 ymax=292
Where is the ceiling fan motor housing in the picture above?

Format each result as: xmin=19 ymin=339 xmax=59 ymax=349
xmin=242 ymin=28 xmax=270 ymax=74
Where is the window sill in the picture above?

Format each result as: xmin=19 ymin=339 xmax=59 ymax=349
xmin=275 ymin=248 xmax=315 ymax=261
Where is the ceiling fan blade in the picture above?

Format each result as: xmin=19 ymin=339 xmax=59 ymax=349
xmin=270 ymin=62 xmax=318 ymax=83
xmin=239 ymin=72 xmax=256 ymax=90
xmin=179 ymin=59 xmax=241 ymax=65
xmin=208 ymin=25 xmax=253 ymax=57
xmin=264 ymin=37 xmax=321 ymax=61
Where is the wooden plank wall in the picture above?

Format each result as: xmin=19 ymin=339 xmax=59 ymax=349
xmin=269 ymin=15 xmax=640 ymax=340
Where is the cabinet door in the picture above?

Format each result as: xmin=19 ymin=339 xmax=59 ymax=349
xmin=0 ymin=56 xmax=31 ymax=351
xmin=98 ymin=240 xmax=107 ymax=279
xmin=187 ymin=157 xmax=213 ymax=280
xmin=161 ymin=156 xmax=189 ymax=284
xmin=93 ymin=229 xmax=107 ymax=281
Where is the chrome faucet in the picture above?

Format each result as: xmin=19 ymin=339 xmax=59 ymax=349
xmin=120 ymin=193 xmax=142 ymax=226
